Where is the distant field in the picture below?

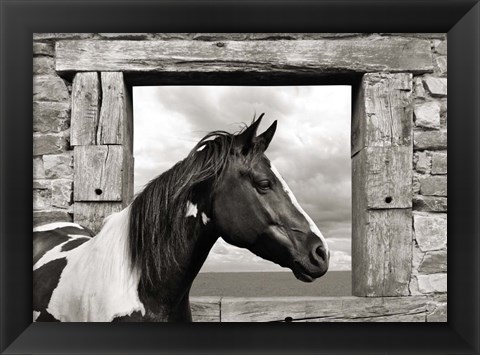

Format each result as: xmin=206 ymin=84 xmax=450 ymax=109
xmin=191 ymin=271 xmax=351 ymax=297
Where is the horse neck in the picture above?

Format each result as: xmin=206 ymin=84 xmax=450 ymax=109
xmin=139 ymin=187 xmax=219 ymax=320
xmin=87 ymin=207 xmax=141 ymax=293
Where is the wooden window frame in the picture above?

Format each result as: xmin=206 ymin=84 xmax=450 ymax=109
xmin=58 ymin=38 xmax=437 ymax=322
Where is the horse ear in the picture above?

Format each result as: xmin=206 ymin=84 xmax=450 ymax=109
xmin=256 ymin=120 xmax=277 ymax=152
xmin=235 ymin=113 xmax=264 ymax=154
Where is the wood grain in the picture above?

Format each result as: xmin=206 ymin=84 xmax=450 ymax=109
xmin=71 ymin=72 xmax=101 ymax=146
xmin=56 ymin=38 xmax=433 ymax=74
xmin=352 ymin=73 xmax=413 ymax=156
xmin=190 ymin=295 xmax=446 ymax=322
xmin=352 ymin=146 xmax=412 ymax=209
xmin=73 ymin=202 xmax=124 ymax=234
xmin=220 ymin=296 xmax=428 ymax=322
xmin=350 ymin=72 xmax=414 ymax=297
xmin=74 ymin=145 xmax=126 ymax=201
xmin=98 ymin=72 xmax=133 ymax=150
xmin=352 ymin=209 xmax=412 ymax=296
xmin=123 ymin=154 xmax=134 ymax=205
xmin=71 ymin=72 xmax=134 ymax=228
xmin=190 ymin=297 xmax=221 ymax=322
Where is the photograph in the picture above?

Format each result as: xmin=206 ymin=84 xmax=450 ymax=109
xmin=2 ymin=0 xmax=479 ymax=352
xmin=32 ymin=32 xmax=448 ymax=323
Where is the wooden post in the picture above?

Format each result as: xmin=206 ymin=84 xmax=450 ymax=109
xmin=71 ymin=72 xmax=101 ymax=146
xmin=352 ymin=73 xmax=413 ymax=296
xmin=74 ymin=145 xmax=127 ymax=201
xmin=98 ymin=72 xmax=133 ymax=150
xmin=71 ymin=72 xmax=133 ymax=233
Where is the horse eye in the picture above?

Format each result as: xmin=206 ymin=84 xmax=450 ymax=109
xmin=256 ymin=180 xmax=271 ymax=190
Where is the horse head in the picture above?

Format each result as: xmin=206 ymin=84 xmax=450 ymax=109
xmin=212 ymin=115 xmax=329 ymax=282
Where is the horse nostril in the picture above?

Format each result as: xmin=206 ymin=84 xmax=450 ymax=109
xmin=315 ymin=245 xmax=327 ymax=262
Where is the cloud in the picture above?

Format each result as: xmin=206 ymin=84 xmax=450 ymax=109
xmin=133 ymin=85 xmax=352 ymax=272
xmin=326 ymin=237 xmax=351 ymax=255
xmin=329 ymin=250 xmax=352 ymax=271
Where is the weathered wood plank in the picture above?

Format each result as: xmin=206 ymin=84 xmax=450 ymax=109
xmin=351 ymin=72 xmax=414 ymax=297
xmin=123 ymin=154 xmax=134 ymax=204
xmin=352 ymin=146 xmax=412 ymax=209
xmin=56 ymin=38 xmax=434 ymax=74
xmin=98 ymin=72 xmax=133 ymax=149
xmin=74 ymin=145 xmax=127 ymax=201
xmin=71 ymin=72 xmax=101 ymax=146
xmin=73 ymin=201 xmax=124 ymax=234
xmin=221 ymin=296 xmax=429 ymax=322
xmin=190 ymin=297 xmax=221 ymax=322
xmin=352 ymin=73 xmax=413 ymax=156
xmin=72 ymin=72 xmax=133 ymax=230
xmin=305 ymin=313 xmax=425 ymax=322
xmin=352 ymin=209 xmax=412 ymax=296
xmin=222 ymin=297 xmax=309 ymax=322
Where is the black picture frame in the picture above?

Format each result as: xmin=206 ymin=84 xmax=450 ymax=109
xmin=1 ymin=0 xmax=479 ymax=353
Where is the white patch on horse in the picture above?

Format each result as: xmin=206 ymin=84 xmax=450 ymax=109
xmin=201 ymin=212 xmax=210 ymax=225
xmin=186 ymin=202 xmax=198 ymax=218
xmin=33 ymin=222 xmax=84 ymax=232
xmin=46 ymin=206 xmax=145 ymax=322
xmin=33 ymin=238 xmax=73 ymax=270
xmin=67 ymin=234 xmax=92 ymax=239
xmin=196 ymin=145 xmax=206 ymax=152
xmin=270 ymin=164 xmax=329 ymax=254
xmin=33 ymin=311 xmax=41 ymax=322
xmin=34 ymin=234 xmax=92 ymax=271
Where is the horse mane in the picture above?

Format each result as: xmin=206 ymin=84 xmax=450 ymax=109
xmin=128 ymin=129 xmax=238 ymax=290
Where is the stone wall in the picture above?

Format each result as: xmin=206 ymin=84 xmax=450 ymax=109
xmin=410 ymin=39 xmax=447 ymax=300
xmin=32 ymin=33 xmax=447 ymax=321
xmin=33 ymin=41 xmax=74 ymax=226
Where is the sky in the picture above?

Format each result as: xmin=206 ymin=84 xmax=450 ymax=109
xmin=132 ymin=86 xmax=352 ymax=272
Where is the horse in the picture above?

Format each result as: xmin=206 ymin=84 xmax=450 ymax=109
xmin=33 ymin=114 xmax=330 ymax=322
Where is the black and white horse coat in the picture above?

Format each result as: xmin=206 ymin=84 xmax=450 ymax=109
xmin=33 ymin=212 xmax=145 ymax=322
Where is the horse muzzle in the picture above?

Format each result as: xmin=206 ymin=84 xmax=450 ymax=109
xmin=292 ymin=241 xmax=329 ymax=282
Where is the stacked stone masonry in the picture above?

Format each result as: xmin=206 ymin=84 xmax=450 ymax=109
xmin=411 ymin=38 xmax=447 ymax=297
xmin=32 ymin=33 xmax=447 ymax=322
xmin=33 ymin=41 xmax=74 ymax=226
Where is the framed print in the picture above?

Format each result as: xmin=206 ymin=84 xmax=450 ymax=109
xmin=1 ymin=0 xmax=479 ymax=353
